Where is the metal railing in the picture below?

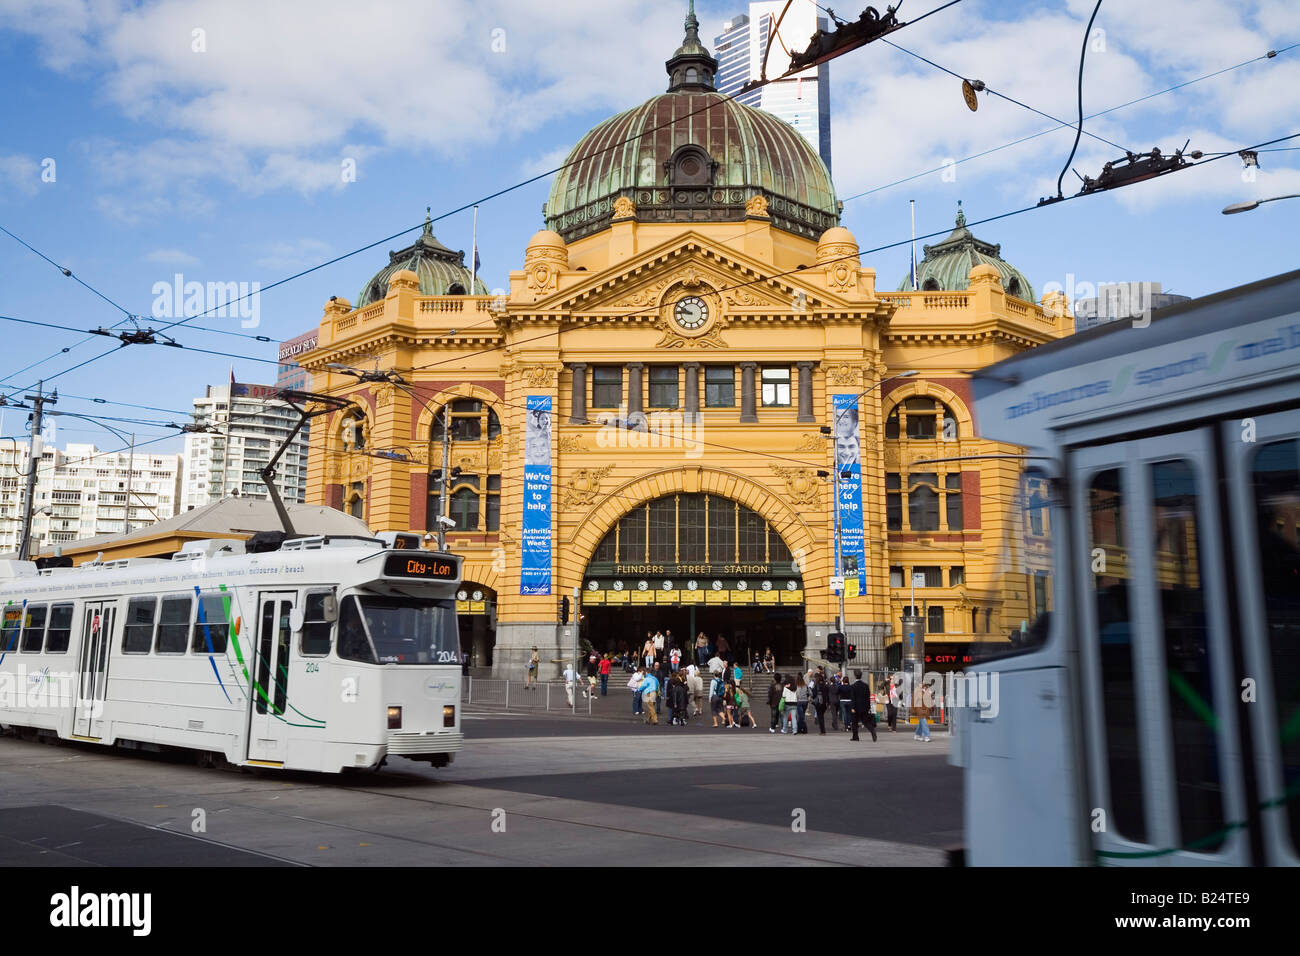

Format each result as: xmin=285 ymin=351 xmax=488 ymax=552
xmin=462 ymin=678 xmax=594 ymax=715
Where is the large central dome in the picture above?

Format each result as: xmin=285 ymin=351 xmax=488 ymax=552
xmin=544 ymin=4 xmax=840 ymax=243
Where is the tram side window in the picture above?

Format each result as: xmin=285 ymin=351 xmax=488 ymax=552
xmin=1151 ymin=459 xmax=1225 ymax=851
xmin=301 ymin=591 xmax=334 ymax=656
xmin=1088 ymin=468 xmax=1146 ymax=845
xmin=122 ymin=597 xmax=157 ymax=654
xmin=45 ymin=604 xmax=73 ymax=654
xmin=20 ymin=604 xmax=47 ymax=652
xmin=192 ymin=594 xmax=230 ymax=654
xmin=0 ymin=608 xmax=20 ymax=653
xmin=1251 ymin=438 xmax=1300 ymax=850
xmin=337 ymin=596 xmax=376 ymax=664
xmin=156 ymin=596 xmax=192 ymax=655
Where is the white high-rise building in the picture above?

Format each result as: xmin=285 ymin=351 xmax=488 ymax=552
xmin=715 ymin=2 xmax=832 ymax=173
xmin=0 ymin=442 xmax=182 ymax=555
xmin=181 ymin=384 xmax=308 ymax=512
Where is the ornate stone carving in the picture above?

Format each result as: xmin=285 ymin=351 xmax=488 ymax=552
xmin=679 ymin=267 xmax=704 ymax=289
xmin=795 ymin=433 xmax=824 ymax=452
xmin=374 ymin=383 xmax=396 ymax=407
xmin=883 ymin=445 xmax=900 ymax=468
xmin=563 ymin=464 xmax=614 ymax=507
xmin=612 ymin=196 xmax=636 ymax=220
xmin=771 ymin=466 xmax=822 ymax=506
xmin=521 ymin=365 xmax=556 ymax=387
xmin=557 ymin=434 xmax=586 ymax=452
xmin=653 ymin=317 xmax=728 ymax=349
xmin=486 ymin=445 xmax=503 ymax=471
xmin=621 ymin=278 xmax=671 ymax=308
xmin=723 ymin=285 xmax=761 ymax=307
xmin=745 ymin=194 xmax=770 ymax=218
xmin=826 ymin=259 xmax=858 ymax=292
xmin=826 ymin=363 xmax=863 ymax=386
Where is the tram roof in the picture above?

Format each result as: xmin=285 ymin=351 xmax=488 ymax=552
xmin=972 ymin=268 xmax=1300 ymax=450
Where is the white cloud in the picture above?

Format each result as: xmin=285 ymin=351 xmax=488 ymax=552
xmin=144 ymin=248 xmax=199 ymax=266
xmin=0 ymin=153 xmax=40 ymax=198
xmin=254 ymin=238 xmax=333 ymax=272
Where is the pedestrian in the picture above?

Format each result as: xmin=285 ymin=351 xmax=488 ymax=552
xmin=838 ymin=675 xmax=853 ymax=730
xmin=709 ymin=670 xmax=728 ymax=728
xmin=599 ymin=653 xmax=612 ymax=696
xmin=763 ymin=647 xmax=775 ymax=674
xmin=526 ymin=647 xmax=540 ymax=689
xmin=828 ymin=673 xmax=842 ymax=731
xmin=724 ymin=675 xmax=739 ymax=728
xmin=653 ymin=629 xmax=665 ymax=660
xmin=849 ymin=669 xmax=877 ymax=742
xmin=642 ymin=632 xmax=655 ymax=669
xmin=695 ymin=632 xmax=709 ymax=669
xmin=628 ymin=667 xmax=644 ymax=716
xmin=641 ymin=669 xmax=660 ymax=724
xmin=586 ymin=650 xmax=599 ymax=696
xmin=716 ymin=633 xmax=731 ymax=663
xmin=669 ymin=645 xmax=682 ymax=673
xmin=734 ymin=684 xmax=758 ymax=729
xmin=811 ymin=671 xmax=829 ymax=735
xmin=563 ymin=663 xmax=580 ymax=709
xmin=794 ymin=674 xmax=809 ymax=734
xmin=672 ymin=672 xmax=690 ymax=726
xmin=685 ymin=662 xmax=703 ymax=716
xmin=781 ymin=680 xmax=799 ymax=734
xmin=767 ymin=673 xmax=783 ymax=732
xmin=887 ymin=679 xmax=900 ymax=732
xmin=914 ymin=681 xmax=933 ymax=742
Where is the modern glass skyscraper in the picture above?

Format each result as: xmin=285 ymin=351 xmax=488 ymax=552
xmin=714 ymin=2 xmax=832 ymax=174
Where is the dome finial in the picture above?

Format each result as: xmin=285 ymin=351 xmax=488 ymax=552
xmin=955 ymin=200 xmax=966 ymax=228
xmin=667 ymin=0 xmax=717 ymax=91
xmin=423 ymin=207 xmax=433 ymax=237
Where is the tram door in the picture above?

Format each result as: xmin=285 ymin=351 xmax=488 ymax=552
xmin=1071 ymin=430 xmax=1251 ymax=864
xmin=247 ymin=591 xmax=296 ymax=764
xmin=74 ymin=601 xmax=115 ymax=739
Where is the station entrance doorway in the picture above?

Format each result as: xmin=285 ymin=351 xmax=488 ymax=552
xmin=579 ymin=492 xmax=806 ymax=666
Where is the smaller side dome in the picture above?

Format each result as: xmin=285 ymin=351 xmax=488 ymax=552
xmin=357 ymin=208 xmax=488 ymax=306
xmin=526 ymin=229 xmax=567 ymax=253
xmin=898 ymin=201 xmax=1035 ymax=300
xmin=817 ymin=226 xmax=859 ymax=262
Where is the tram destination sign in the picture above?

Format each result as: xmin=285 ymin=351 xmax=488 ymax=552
xmin=383 ymin=553 xmax=460 ymax=580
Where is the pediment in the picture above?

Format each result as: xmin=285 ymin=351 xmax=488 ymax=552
xmin=544 ymin=233 xmax=836 ymax=315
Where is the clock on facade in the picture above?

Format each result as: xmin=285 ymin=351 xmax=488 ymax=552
xmin=674 ymin=295 xmax=709 ymax=330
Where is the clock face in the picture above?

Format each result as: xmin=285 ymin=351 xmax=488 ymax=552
xmin=674 ymin=296 xmax=709 ymax=330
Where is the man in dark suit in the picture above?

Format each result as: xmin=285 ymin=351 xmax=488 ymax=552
xmin=849 ymin=669 xmax=876 ymax=742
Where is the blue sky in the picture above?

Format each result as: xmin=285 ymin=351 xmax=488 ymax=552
xmin=1 ymin=0 xmax=1298 ymax=456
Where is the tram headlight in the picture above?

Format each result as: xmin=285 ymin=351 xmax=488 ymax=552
xmin=387 ymin=706 xmax=402 ymax=729
xmin=443 ymin=704 xmax=455 ymax=727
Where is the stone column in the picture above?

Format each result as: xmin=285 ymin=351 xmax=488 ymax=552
xmin=683 ymin=362 xmax=700 ymax=421
xmin=797 ymin=361 xmax=815 ymax=422
xmin=740 ymin=362 xmax=757 ymax=422
xmin=569 ymin=363 xmax=587 ymax=424
xmin=626 ymin=362 xmax=645 ymax=429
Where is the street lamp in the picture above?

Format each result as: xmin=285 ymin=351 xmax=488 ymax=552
xmin=818 ymin=370 xmax=919 ymax=666
xmin=1222 ymin=194 xmax=1300 ymax=214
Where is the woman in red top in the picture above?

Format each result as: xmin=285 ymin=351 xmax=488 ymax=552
xmin=598 ymin=654 xmax=612 ymax=696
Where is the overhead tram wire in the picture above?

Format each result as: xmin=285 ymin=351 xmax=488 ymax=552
xmin=1053 ymin=0 xmax=1105 ymax=202
xmin=56 ymin=394 xmax=193 ymax=417
xmin=841 ymin=40 xmax=1299 ymax=204
xmin=145 ymin=0 xmax=970 ymax=340
xmin=392 ymin=130 xmax=1300 ymax=381
xmin=879 ymin=37 xmax=1130 ymax=152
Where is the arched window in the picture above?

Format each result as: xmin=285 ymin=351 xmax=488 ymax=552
xmin=884 ymin=395 xmax=965 ymax=533
xmin=885 ymin=397 xmax=957 ymax=441
xmin=588 ymin=494 xmax=794 ymax=566
xmin=431 ymin=399 xmax=501 ymax=443
xmin=346 ymin=481 xmax=365 ymax=520
xmin=685 ymin=67 xmax=698 ymax=83
xmin=447 ymin=282 xmax=466 ymax=295
xmin=339 ymin=410 xmax=368 ymax=452
xmin=922 ymin=277 xmax=941 ymax=291
xmin=1006 ymin=276 xmax=1022 ymax=298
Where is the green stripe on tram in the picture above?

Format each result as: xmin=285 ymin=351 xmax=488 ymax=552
xmin=218 ymin=585 xmax=325 ymax=729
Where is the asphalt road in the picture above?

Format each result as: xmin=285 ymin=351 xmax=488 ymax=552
xmin=0 ymin=714 xmax=959 ymax=866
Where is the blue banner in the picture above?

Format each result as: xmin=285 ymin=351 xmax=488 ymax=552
xmin=832 ymin=394 xmax=867 ymax=595
xmin=520 ymin=395 xmax=552 ymax=595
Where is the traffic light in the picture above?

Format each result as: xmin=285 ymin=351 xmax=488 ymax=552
xmin=827 ymin=632 xmax=844 ymax=663
xmin=559 ymin=596 xmax=571 ymax=624
xmin=847 ymin=643 xmax=857 ymax=661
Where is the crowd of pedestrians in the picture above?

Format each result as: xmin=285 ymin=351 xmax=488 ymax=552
xmin=539 ymin=630 xmax=938 ymax=742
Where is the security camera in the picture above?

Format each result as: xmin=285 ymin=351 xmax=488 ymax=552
xmin=435 ymin=515 xmax=456 ymax=529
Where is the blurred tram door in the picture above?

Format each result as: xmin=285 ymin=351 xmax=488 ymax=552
xmin=247 ymin=591 xmax=296 ymax=765
xmin=74 ymin=601 xmax=115 ymax=739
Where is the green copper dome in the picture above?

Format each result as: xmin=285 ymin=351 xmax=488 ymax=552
xmin=357 ymin=210 xmax=488 ymax=307
xmin=543 ymin=4 xmax=841 ymax=243
xmin=898 ymin=202 xmax=1035 ymax=301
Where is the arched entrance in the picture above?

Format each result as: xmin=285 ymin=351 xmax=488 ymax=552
xmin=579 ymin=492 xmax=805 ymax=666
xmin=456 ymin=582 xmax=497 ymax=668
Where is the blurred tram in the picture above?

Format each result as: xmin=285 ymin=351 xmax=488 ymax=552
xmin=0 ymin=531 xmax=464 ymax=773
xmin=956 ymin=269 xmax=1300 ymax=865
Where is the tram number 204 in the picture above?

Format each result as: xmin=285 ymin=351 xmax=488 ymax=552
xmin=435 ymin=651 xmax=460 ymax=664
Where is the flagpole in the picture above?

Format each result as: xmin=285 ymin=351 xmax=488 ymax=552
xmin=910 ymin=199 xmax=917 ymax=291
xmin=471 ymin=205 xmax=479 ymax=294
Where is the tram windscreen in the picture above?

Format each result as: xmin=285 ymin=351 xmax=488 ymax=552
xmin=972 ymin=466 xmax=1057 ymax=662
xmin=337 ymin=595 xmax=459 ymax=665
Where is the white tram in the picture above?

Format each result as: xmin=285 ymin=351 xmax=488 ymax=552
xmin=957 ymin=268 xmax=1300 ymax=866
xmin=0 ymin=532 xmax=465 ymax=773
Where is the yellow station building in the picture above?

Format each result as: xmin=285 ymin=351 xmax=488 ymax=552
xmin=300 ymin=7 xmax=1070 ymax=677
